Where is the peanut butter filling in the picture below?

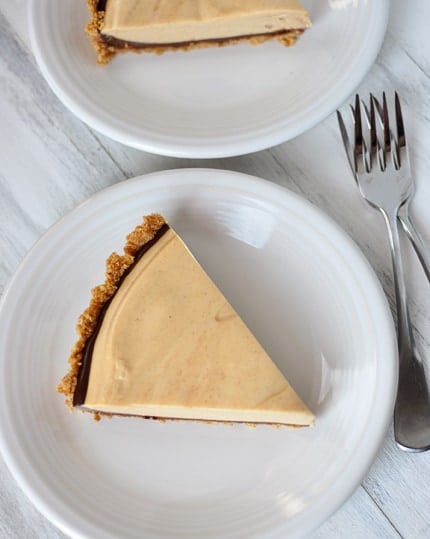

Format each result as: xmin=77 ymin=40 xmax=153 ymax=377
xmin=102 ymin=0 xmax=311 ymax=44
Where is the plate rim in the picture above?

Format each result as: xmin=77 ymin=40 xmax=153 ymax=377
xmin=0 ymin=168 xmax=398 ymax=538
xmin=27 ymin=1 xmax=390 ymax=158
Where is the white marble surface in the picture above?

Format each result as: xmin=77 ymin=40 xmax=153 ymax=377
xmin=1 ymin=1 xmax=430 ymax=537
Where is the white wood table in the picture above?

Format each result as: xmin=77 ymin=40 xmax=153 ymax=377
xmin=1 ymin=1 xmax=430 ymax=537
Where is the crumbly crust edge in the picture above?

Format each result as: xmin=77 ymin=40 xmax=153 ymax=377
xmin=85 ymin=0 xmax=306 ymax=64
xmin=85 ymin=0 xmax=116 ymax=64
xmin=57 ymin=213 xmax=167 ymax=408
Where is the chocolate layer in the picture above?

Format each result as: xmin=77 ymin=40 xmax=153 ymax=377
xmin=99 ymin=28 xmax=305 ymax=51
xmin=73 ymin=223 xmax=170 ymax=406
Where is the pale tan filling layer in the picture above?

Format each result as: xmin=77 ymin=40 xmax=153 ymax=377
xmin=102 ymin=0 xmax=311 ymax=44
xmin=88 ymin=404 xmax=312 ymax=424
xmin=84 ymin=228 xmax=314 ymax=425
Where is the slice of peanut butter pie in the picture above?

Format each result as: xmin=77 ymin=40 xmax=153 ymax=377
xmin=58 ymin=214 xmax=314 ymax=427
xmin=85 ymin=0 xmax=311 ymax=63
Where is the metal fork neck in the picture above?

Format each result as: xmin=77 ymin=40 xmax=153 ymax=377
xmin=381 ymin=210 xmax=413 ymax=352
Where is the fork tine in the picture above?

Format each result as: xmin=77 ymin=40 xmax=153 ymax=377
xmin=369 ymin=95 xmax=378 ymax=170
xmin=336 ymin=110 xmax=355 ymax=176
xmin=353 ymin=94 xmax=364 ymax=173
xmin=360 ymin=96 xmax=378 ymax=171
xmin=353 ymin=95 xmax=361 ymax=147
xmin=371 ymin=93 xmax=390 ymax=170
xmin=395 ymin=92 xmax=407 ymax=167
xmin=360 ymin=99 xmax=370 ymax=127
xmin=395 ymin=92 xmax=406 ymax=147
xmin=382 ymin=92 xmax=391 ymax=155
xmin=372 ymin=95 xmax=384 ymax=124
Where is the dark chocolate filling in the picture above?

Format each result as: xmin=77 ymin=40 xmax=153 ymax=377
xmin=98 ymin=28 xmax=304 ymax=51
xmin=73 ymin=223 xmax=170 ymax=406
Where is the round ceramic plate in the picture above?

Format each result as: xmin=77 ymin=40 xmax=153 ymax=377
xmin=0 ymin=169 xmax=397 ymax=538
xmin=28 ymin=1 xmax=389 ymax=158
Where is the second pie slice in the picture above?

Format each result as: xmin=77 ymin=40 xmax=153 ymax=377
xmin=58 ymin=214 xmax=314 ymax=427
xmin=86 ymin=0 xmax=312 ymax=63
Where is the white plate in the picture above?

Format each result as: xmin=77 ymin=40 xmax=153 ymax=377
xmin=28 ymin=1 xmax=389 ymax=158
xmin=0 ymin=169 xmax=396 ymax=539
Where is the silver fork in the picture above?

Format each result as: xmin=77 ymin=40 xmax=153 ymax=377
xmin=364 ymin=95 xmax=430 ymax=283
xmin=337 ymin=93 xmax=430 ymax=452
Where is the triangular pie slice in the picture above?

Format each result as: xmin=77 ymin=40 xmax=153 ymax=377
xmin=58 ymin=214 xmax=314 ymax=427
xmin=85 ymin=0 xmax=311 ymax=64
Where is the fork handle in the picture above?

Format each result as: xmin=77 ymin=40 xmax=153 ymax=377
xmin=398 ymin=205 xmax=430 ymax=283
xmin=383 ymin=210 xmax=430 ymax=451
xmin=383 ymin=211 xmax=413 ymax=352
